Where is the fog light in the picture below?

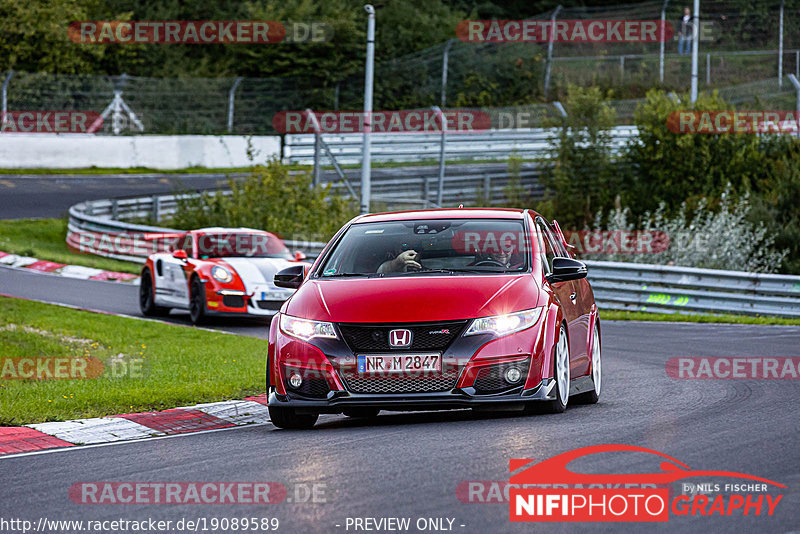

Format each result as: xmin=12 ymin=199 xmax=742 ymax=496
xmin=289 ymin=373 xmax=303 ymax=389
xmin=504 ymin=367 xmax=522 ymax=384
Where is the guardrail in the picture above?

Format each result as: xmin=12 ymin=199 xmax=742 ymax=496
xmin=284 ymin=126 xmax=639 ymax=165
xmin=585 ymin=260 xmax=800 ymax=318
xmin=68 ymin=194 xmax=800 ymax=318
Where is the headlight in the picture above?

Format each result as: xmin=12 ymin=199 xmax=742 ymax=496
xmin=464 ymin=308 xmax=543 ymax=337
xmin=211 ymin=265 xmax=233 ymax=283
xmin=280 ymin=314 xmax=338 ymax=341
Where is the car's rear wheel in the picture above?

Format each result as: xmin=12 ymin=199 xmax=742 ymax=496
xmin=342 ymin=408 xmax=380 ymax=419
xmin=268 ymin=406 xmax=319 ymax=429
xmin=189 ymin=276 xmax=206 ymax=325
xmin=139 ymin=269 xmax=169 ymax=316
xmin=530 ymin=322 xmax=570 ymax=414
xmin=574 ymin=323 xmax=601 ymax=405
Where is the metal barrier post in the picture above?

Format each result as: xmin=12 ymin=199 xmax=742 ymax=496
xmin=313 ymin=131 xmax=321 ymax=186
xmin=227 ymin=77 xmax=243 ymax=133
xmin=543 ymin=5 xmax=562 ymax=99
xmin=483 ymin=174 xmax=491 ymax=204
xmin=360 ymin=4 xmax=376 ymax=214
xmin=1 ymin=70 xmax=13 ymax=129
xmin=151 ymin=195 xmax=160 ymax=222
xmin=431 ymin=106 xmax=447 ymax=206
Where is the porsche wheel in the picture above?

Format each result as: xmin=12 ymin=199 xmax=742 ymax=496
xmin=268 ymin=406 xmax=318 ymax=429
xmin=139 ymin=268 xmax=169 ymax=316
xmin=189 ymin=276 xmax=207 ymax=325
xmin=574 ymin=323 xmax=601 ymax=405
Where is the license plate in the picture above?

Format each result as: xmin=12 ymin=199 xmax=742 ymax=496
xmin=357 ymin=353 xmax=441 ymax=374
xmin=261 ymin=290 xmax=290 ymax=300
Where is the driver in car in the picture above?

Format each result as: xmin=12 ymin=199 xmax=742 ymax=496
xmin=378 ymin=249 xmax=422 ymax=273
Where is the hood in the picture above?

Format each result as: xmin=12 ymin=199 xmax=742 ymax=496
xmin=285 ymin=274 xmax=541 ymax=323
xmin=220 ymin=257 xmax=296 ymax=293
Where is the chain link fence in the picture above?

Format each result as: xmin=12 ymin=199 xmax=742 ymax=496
xmin=1 ymin=1 xmax=798 ymax=135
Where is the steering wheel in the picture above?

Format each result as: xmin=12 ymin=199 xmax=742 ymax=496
xmin=473 ymin=259 xmax=507 ymax=268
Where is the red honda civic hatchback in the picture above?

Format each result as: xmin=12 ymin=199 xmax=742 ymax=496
xmin=267 ymin=208 xmax=601 ymax=429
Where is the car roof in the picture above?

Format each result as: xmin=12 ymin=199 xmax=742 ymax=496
xmin=355 ymin=208 xmax=538 ymax=223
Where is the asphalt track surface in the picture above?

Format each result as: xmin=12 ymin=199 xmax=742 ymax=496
xmin=1 ymin=264 xmax=800 ymax=532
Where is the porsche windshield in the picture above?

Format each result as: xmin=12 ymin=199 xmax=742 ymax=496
xmin=196 ymin=233 xmax=292 ymax=259
xmin=319 ymin=219 xmax=530 ymax=277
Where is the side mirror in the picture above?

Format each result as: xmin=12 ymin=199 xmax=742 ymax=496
xmin=294 ymin=250 xmax=307 ymax=261
xmin=274 ymin=265 xmax=305 ymax=289
xmin=172 ymin=249 xmax=188 ymax=261
xmin=546 ymin=257 xmax=587 ymax=284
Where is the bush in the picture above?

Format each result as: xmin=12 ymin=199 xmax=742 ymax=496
xmin=536 ymin=85 xmax=619 ymax=228
xmin=171 ymin=160 xmax=356 ymax=242
xmin=586 ymin=187 xmax=788 ymax=273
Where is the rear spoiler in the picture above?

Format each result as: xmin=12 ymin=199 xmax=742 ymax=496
xmin=550 ymin=220 xmax=576 ymax=255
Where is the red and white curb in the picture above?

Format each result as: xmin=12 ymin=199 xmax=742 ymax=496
xmin=0 ymin=395 xmax=269 ymax=456
xmin=0 ymin=250 xmax=138 ymax=283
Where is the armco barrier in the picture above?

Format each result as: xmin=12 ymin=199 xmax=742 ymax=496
xmin=283 ymin=126 xmax=638 ymax=165
xmin=68 ymin=195 xmax=800 ymax=318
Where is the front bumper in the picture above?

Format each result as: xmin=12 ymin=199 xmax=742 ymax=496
xmin=268 ymin=377 xmax=557 ymax=413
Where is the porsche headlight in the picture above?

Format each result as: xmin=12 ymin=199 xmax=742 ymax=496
xmin=280 ymin=314 xmax=338 ymax=341
xmin=464 ymin=308 xmax=543 ymax=337
xmin=211 ymin=265 xmax=233 ymax=283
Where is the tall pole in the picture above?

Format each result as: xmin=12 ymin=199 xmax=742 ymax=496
xmin=1 ymin=70 xmax=13 ymax=129
xmin=227 ymin=77 xmax=242 ymax=133
xmin=543 ymin=5 xmax=562 ymax=100
xmin=660 ymin=0 xmax=669 ymax=83
xmin=690 ymin=0 xmax=699 ymax=103
xmin=441 ymin=39 xmax=453 ymax=108
xmin=787 ymin=74 xmax=800 ymax=138
xmin=432 ymin=106 xmax=447 ymax=207
xmin=360 ymin=5 xmax=376 ymax=214
xmin=779 ymin=0 xmax=785 ymax=87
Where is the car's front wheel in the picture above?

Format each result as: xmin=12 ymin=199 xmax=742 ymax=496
xmin=268 ymin=406 xmax=319 ymax=429
xmin=529 ymin=322 xmax=570 ymax=414
xmin=189 ymin=276 xmax=206 ymax=325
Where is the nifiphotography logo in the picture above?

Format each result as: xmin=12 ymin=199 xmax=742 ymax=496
xmin=509 ymin=444 xmax=784 ymax=522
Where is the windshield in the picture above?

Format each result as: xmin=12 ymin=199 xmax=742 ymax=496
xmin=318 ymin=218 xmax=530 ymax=277
xmin=195 ymin=233 xmax=292 ymax=259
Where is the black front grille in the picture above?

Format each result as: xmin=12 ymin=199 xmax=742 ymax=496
xmin=222 ymin=295 xmax=245 ymax=308
xmin=286 ymin=377 xmax=330 ymax=399
xmin=338 ymin=321 xmax=468 ymax=352
xmin=473 ymin=359 xmax=530 ymax=394
xmin=256 ymin=300 xmax=282 ymax=311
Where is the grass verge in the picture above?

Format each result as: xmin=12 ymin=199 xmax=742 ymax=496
xmin=0 ymin=218 xmax=140 ymax=274
xmin=600 ymin=309 xmax=800 ymax=325
xmin=0 ymin=296 xmax=266 ymax=426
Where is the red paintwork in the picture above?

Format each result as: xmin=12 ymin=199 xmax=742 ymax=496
xmin=270 ymin=209 xmax=597 ymax=401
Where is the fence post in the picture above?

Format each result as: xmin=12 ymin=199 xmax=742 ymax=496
xmin=111 ymin=200 xmax=119 ymax=219
xmin=788 ymin=74 xmax=800 ymax=139
xmin=620 ymin=56 xmax=625 ymax=79
xmin=690 ymin=0 xmax=699 ymax=103
xmin=227 ymin=77 xmax=243 ymax=133
xmin=151 ymin=195 xmax=160 ymax=222
xmin=423 ymin=177 xmax=430 ymax=208
xmin=313 ymin=131 xmax=321 ymax=186
xmin=543 ymin=5 xmax=562 ymax=99
xmin=660 ymin=0 xmax=670 ymax=83
xmin=796 ymin=50 xmax=799 ymax=78
xmin=706 ymin=53 xmax=710 ymax=84
xmin=441 ymin=39 xmax=453 ymax=108
xmin=483 ymin=174 xmax=491 ymax=204
xmin=779 ymin=0 xmax=785 ymax=87
xmin=431 ymin=105 xmax=447 ymax=206
xmin=1 ymin=70 xmax=13 ymax=128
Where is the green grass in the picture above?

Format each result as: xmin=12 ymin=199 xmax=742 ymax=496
xmin=600 ymin=309 xmax=800 ymax=325
xmin=0 ymin=296 xmax=266 ymax=426
xmin=0 ymin=218 xmax=140 ymax=274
